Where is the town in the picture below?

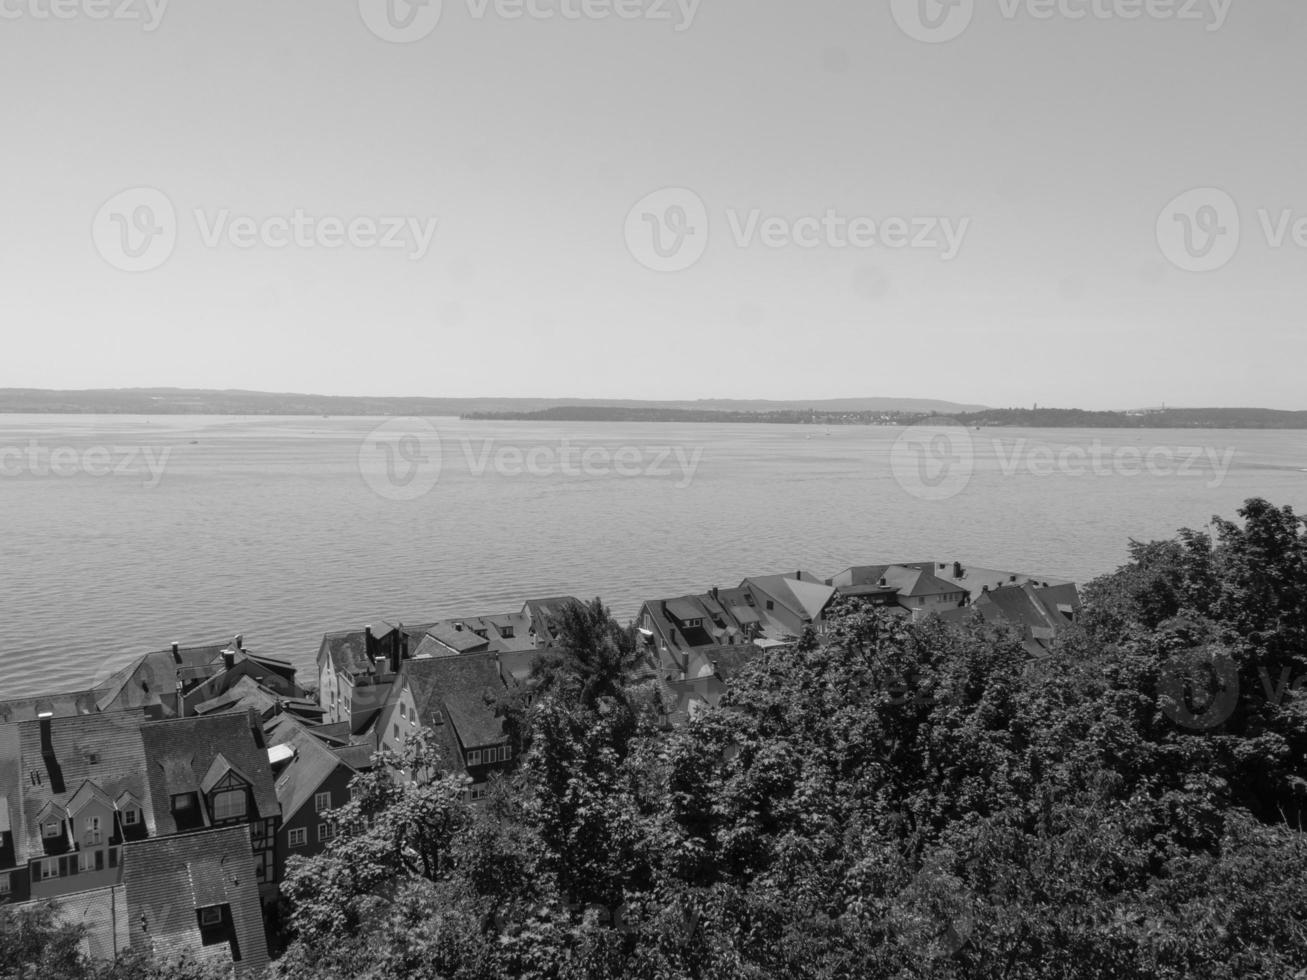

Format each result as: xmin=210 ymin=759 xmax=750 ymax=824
xmin=0 ymin=561 xmax=1081 ymax=976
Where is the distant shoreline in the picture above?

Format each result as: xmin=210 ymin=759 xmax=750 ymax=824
xmin=3 ymin=389 xmax=1306 ymax=428
xmin=464 ymin=406 xmax=1307 ymax=430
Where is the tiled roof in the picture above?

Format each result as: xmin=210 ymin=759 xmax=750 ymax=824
xmin=123 ymin=826 xmax=270 ymax=979
xmin=13 ymin=711 xmax=157 ymax=862
xmin=0 ymin=690 xmax=99 ymax=724
xmin=268 ymin=719 xmax=357 ymax=823
xmin=743 ymin=574 xmax=837 ymax=621
xmin=522 ymin=597 xmax=583 ymax=644
xmin=11 ymin=885 xmax=131 ymax=961
xmin=404 ymin=654 xmax=510 ymax=751
xmin=139 ymin=711 xmax=279 ymax=835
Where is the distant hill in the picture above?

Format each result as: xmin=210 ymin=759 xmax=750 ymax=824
xmin=947 ymin=407 xmax=1307 ymax=429
xmin=0 ymin=388 xmax=986 ymax=417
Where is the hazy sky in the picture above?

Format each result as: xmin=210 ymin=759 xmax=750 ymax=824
xmin=1 ymin=0 xmax=1303 ymax=408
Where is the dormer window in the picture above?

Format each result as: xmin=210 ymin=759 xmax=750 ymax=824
xmin=211 ymin=789 xmax=247 ymax=822
xmin=172 ymin=793 xmax=197 ymax=812
xmin=123 ymin=809 xmax=139 ymax=826
xmin=501 ymin=626 xmax=515 ymax=638
xmin=41 ymin=819 xmax=62 ymax=839
xmin=200 ymin=907 xmax=223 ymax=927
xmin=685 ymin=618 xmax=702 ymax=629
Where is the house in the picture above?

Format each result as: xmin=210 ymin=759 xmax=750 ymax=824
xmin=0 ymin=711 xmax=152 ymax=905
xmin=315 ymin=600 xmax=583 ymax=731
xmin=137 ymin=710 xmax=282 ymax=904
xmin=315 ymin=622 xmax=426 ymax=730
xmin=91 ymin=636 xmax=309 ymax=722
xmin=973 ymin=582 xmax=1082 ymax=654
xmin=266 ymin=718 xmax=358 ymax=860
xmin=903 ymin=561 xmax=1074 ymax=598
xmin=376 ymin=653 xmax=517 ymax=802
xmin=739 ymin=572 xmax=838 ymax=639
xmin=411 ymin=597 xmax=583 ymax=685
xmin=637 ymin=587 xmax=762 ymax=679
xmin=828 ymin=565 xmax=967 ymax=618
xmin=124 ymin=825 xmax=271 ymax=978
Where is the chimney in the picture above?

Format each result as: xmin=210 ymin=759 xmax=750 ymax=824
xmin=953 ymin=562 xmax=963 ymax=579
xmin=170 ymin=642 xmax=181 ymax=665
xmin=223 ymin=648 xmax=235 ymax=671
xmin=389 ymin=624 xmax=403 ymax=675
xmin=364 ymin=625 xmax=375 ymax=663
xmin=710 ymin=586 xmax=719 ymax=602
xmin=235 ymin=634 xmax=244 ymax=652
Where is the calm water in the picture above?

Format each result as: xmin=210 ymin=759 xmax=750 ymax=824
xmin=3 ymin=415 xmax=1307 ymax=700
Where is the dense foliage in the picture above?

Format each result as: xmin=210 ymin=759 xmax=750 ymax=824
xmin=266 ymin=501 xmax=1307 ymax=979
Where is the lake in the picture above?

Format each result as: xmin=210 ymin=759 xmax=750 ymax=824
xmin=3 ymin=415 xmax=1306 ymax=699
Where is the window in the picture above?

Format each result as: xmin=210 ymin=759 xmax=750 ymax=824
xmin=86 ymin=816 xmax=102 ymax=845
xmin=211 ymin=790 xmax=247 ymax=822
xmin=317 ymin=822 xmax=334 ymax=842
xmin=172 ymin=793 xmax=195 ymax=811
xmin=39 ymin=860 xmax=58 ymax=880
xmin=469 ymin=784 xmax=489 ymax=801
xmin=765 ymin=600 xmax=774 ymax=610
xmin=501 ymin=626 xmax=515 ymax=638
xmin=0 ymin=873 xmax=10 ymax=896
xmin=467 ymin=749 xmax=481 ymax=766
xmin=288 ymin=827 xmax=307 ymax=848
xmin=399 ymin=703 xmax=406 ymax=719
xmin=41 ymin=819 xmax=62 ymax=839
xmin=314 ymin=791 xmax=331 ymax=812
xmin=393 ymin=724 xmax=400 ymax=740
xmin=200 ymin=906 xmax=223 ymax=927
xmin=123 ymin=808 xmax=138 ymax=826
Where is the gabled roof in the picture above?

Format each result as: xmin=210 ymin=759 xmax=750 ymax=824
xmin=139 ymin=711 xmax=279 ymax=835
xmin=123 ymin=826 xmax=270 ymax=979
xmin=13 ymin=711 xmax=157 ymax=862
xmin=268 ymin=720 xmax=357 ymax=824
xmin=522 ymin=597 xmax=583 ymax=644
xmin=65 ymin=779 xmax=116 ymax=816
xmin=743 ymin=574 xmax=837 ymax=621
xmin=404 ymin=654 xmax=510 ymax=753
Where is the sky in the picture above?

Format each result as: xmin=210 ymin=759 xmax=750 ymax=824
xmin=1 ymin=0 xmax=1304 ymax=409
